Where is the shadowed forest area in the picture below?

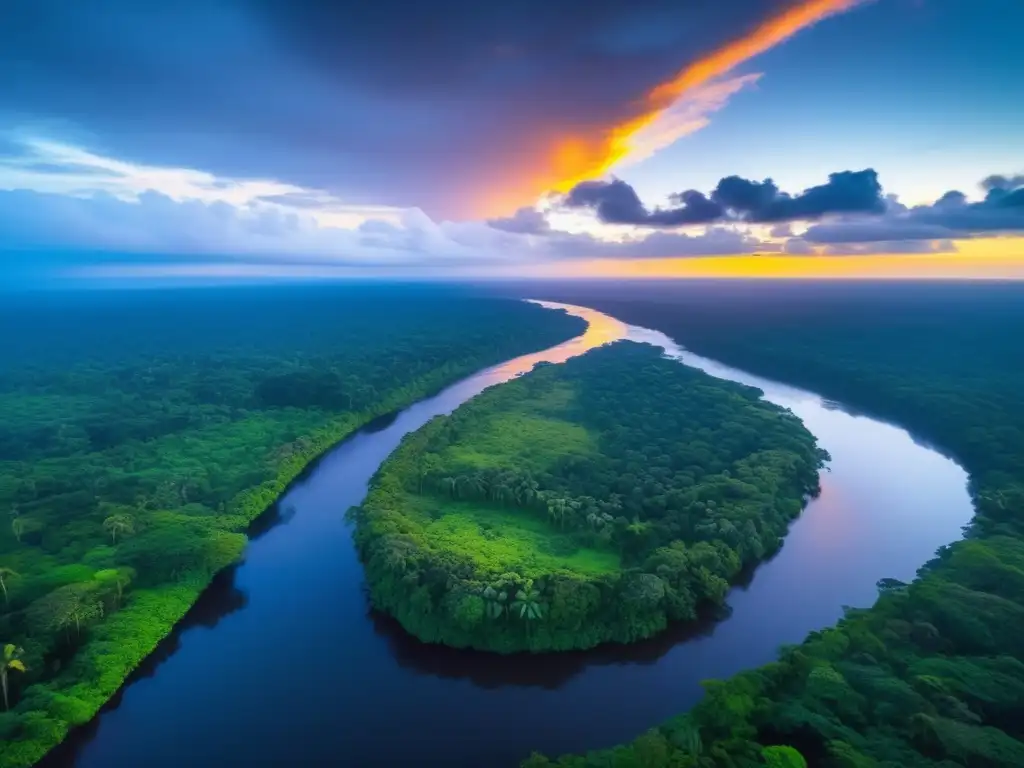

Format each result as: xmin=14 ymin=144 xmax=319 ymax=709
xmin=354 ymin=341 xmax=826 ymax=653
xmin=522 ymin=282 xmax=1024 ymax=767
xmin=0 ymin=286 xmax=584 ymax=768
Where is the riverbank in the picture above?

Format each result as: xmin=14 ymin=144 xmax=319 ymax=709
xmin=0 ymin=291 xmax=585 ymax=768
xmin=40 ymin=300 xmax=973 ymax=768
xmin=524 ymin=285 xmax=1024 ymax=767
xmin=354 ymin=341 xmax=826 ymax=653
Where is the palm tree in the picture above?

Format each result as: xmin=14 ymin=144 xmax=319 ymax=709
xmin=463 ymin=474 xmax=486 ymax=500
xmin=10 ymin=517 xmax=24 ymax=544
xmin=103 ymin=514 xmax=134 ymax=544
xmin=0 ymin=567 xmax=18 ymax=606
xmin=415 ymin=457 xmax=437 ymax=493
xmin=493 ymin=483 xmax=508 ymax=506
xmin=481 ymin=474 xmax=497 ymax=502
xmin=63 ymin=589 xmax=102 ymax=636
xmin=96 ymin=568 xmax=133 ymax=608
xmin=523 ymin=478 xmax=540 ymax=505
xmin=568 ymin=500 xmax=583 ymax=527
xmin=547 ymin=498 xmax=568 ymax=529
xmin=1 ymin=644 xmax=26 ymax=710
xmin=513 ymin=589 xmax=543 ymax=618
xmin=546 ymin=501 xmax=560 ymax=529
xmin=482 ymin=586 xmax=507 ymax=619
xmin=513 ymin=582 xmax=543 ymax=640
xmin=440 ymin=476 xmax=457 ymax=499
xmin=178 ymin=470 xmax=200 ymax=503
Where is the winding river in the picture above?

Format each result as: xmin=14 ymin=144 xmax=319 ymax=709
xmin=43 ymin=302 xmax=973 ymax=768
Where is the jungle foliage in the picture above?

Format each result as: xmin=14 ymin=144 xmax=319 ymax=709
xmin=0 ymin=286 xmax=584 ymax=767
xmin=524 ymin=282 xmax=1024 ymax=767
xmin=353 ymin=341 xmax=826 ymax=653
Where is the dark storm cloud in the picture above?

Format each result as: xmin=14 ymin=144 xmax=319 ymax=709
xmin=802 ymin=173 xmax=1024 ymax=243
xmin=800 ymin=221 xmax=956 ymax=243
xmin=564 ymin=180 xmax=650 ymax=224
xmin=713 ymin=169 xmax=885 ymax=221
xmin=559 ymin=169 xmax=1024 ymax=244
xmin=563 ymin=169 xmax=885 ymax=226
xmin=982 ymin=174 xmax=1024 ymax=192
xmin=565 ymin=180 xmax=727 ymax=226
xmin=0 ymin=0 xmax=793 ymax=218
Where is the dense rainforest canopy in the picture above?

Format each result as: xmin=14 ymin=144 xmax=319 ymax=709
xmin=353 ymin=341 xmax=826 ymax=653
xmin=524 ymin=282 xmax=1024 ymax=768
xmin=0 ymin=286 xmax=584 ymax=768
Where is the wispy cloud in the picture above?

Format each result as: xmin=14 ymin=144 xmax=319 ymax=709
xmin=644 ymin=0 xmax=866 ymax=108
xmin=1 ymin=137 xmax=301 ymax=202
xmin=0 ymin=136 xmax=402 ymax=227
xmin=611 ymin=73 xmax=762 ymax=169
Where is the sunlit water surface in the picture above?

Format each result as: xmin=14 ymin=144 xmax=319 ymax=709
xmin=43 ymin=302 xmax=972 ymax=768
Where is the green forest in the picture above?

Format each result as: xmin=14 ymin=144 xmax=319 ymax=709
xmin=0 ymin=286 xmax=584 ymax=768
xmin=525 ymin=283 xmax=1024 ymax=768
xmin=353 ymin=341 xmax=827 ymax=653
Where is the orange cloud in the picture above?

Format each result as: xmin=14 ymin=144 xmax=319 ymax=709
xmin=622 ymin=73 xmax=763 ymax=166
xmin=480 ymin=0 xmax=866 ymax=216
xmin=645 ymin=0 xmax=867 ymax=111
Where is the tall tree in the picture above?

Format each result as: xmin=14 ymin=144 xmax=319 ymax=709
xmin=0 ymin=566 xmax=18 ymax=605
xmin=10 ymin=516 xmax=24 ymax=543
xmin=513 ymin=582 xmax=544 ymax=639
xmin=103 ymin=513 xmax=134 ymax=544
xmin=1 ymin=644 xmax=26 ymax=711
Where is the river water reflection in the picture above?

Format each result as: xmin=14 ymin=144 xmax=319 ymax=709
xmin=44 ymin=302 xmax=972 ymax=768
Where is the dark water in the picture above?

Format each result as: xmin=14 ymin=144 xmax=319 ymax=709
xmin=44 ymin=303 xmax=972 ymax=768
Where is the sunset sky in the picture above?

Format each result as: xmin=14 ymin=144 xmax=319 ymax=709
xmin=1 ymin=0 xmax=1022 ymax=284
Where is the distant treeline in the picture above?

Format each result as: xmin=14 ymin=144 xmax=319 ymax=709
xmin=353 ymin=341 xmax=826 ymax=653
xmin=0 ymin=287 xmax=584 ymax=768
xmin=524 ymin=283 xmax=1024 ymax=768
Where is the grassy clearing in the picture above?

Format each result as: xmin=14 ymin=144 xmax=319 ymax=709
xmin=444 ymin=412 xmax=593 ymax=473
xmin=412 ymin=496 xmax=620 ymax=576
xmin=442 ymin=383 xmax=594 ymax=473
xmin=418 ymin=383 xmax=615 ymax=576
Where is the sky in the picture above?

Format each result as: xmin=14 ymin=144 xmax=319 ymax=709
xmin=1 ymin=0 xmax=1022 ymax=285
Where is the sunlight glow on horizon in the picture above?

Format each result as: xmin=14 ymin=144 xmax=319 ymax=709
xmin=558 ymin=243 xmax=1024 ymax=281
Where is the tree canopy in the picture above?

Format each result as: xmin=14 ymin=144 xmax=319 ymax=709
xmin=354 ymin=341 xmax=826 ymax=652
xmin=0 ymin=286 xmax=583 ymax=767
xmin=524 ymin=283 xmax=1024 ymax=767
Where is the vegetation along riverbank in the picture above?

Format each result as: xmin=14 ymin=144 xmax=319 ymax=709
xmin=353 ymin=341 xmax=827 ymax=653
xmin=0 ymin=287 xmax=584 ymax=768
xmin=524 ymin=282 xmax=1024 ymax=768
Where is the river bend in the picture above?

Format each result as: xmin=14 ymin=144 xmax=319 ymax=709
xmin=44 ymin=302 xmax=972 ymax=768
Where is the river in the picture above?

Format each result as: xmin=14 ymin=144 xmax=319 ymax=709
xmin=43 ymin=302 xmax=973 ymax=768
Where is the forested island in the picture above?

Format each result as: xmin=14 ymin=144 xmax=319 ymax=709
xmin=353 ymin=341 xmax=827 ymax=653
xmin=0 ymin=287 xmax=584 ymax=768
xmin=524 ymin=282 xmax=1024 ymax=768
